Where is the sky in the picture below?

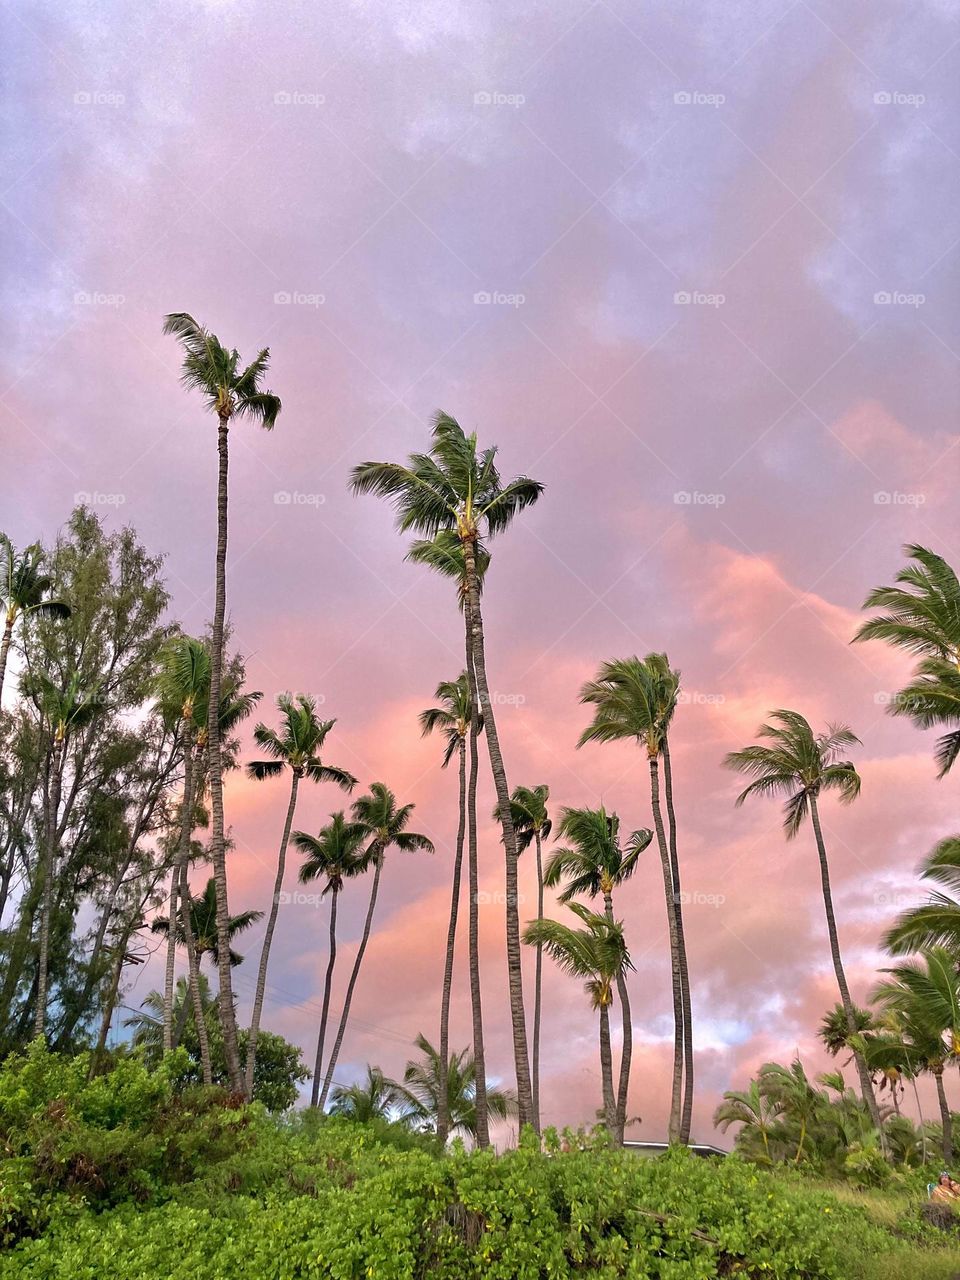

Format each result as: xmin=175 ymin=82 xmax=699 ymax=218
xmin=3 ymin=0 xmax=960 ymax=1141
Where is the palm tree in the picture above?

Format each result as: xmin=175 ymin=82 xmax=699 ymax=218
xmin=854 ymin=545 xmax=960 ymax=776
xmin=29 ymin=670 xmax=100 ymax=1037
xmin=244 ymin=695 xmax=356 ymax=1095
xmin=419 ymin=672 xmax=474 ymax=1144
xmin=316 ymin=783 xmax=434 ymax=1110
xmin=864 ymin=1012 xmax=929 ymax=1161
xmin=389 ymin=1033 xmax=517 ymax=1141
xmin=352 ymin=411 xmax=543 ymax=1128
xmin=713 ymin=1079 xmax=782 ymax=1164
xmin=885 ymin=837 xmax=960 ymax=955
xmin=872 ymin=948 xmax=960 ymax=1161
xmin=758 ymin=1060 xmax=824 ymax=1164
xmin=152 ymin=877 xmax=262 ymax=978
xmin=724 ymin=710 xmax=881 ymax=1131
xmin=294 ymin=812 xmax=370 ymax=1107
xmin=543 ymin=804 xmax=644 ymax=1144
xmin=125 ymin=973 xmax=218 ymax=1060
xmin=0 ymin=537 xmax=70 ymax=705
xmin=495 ymin=784 xmax=551 ymax=1133
xmin=524 ymin=902 xmax=631 ymax=1135
xmin=578 ymin=654 xmax=694 ymax=1142
xmin=154 ymin=635 xmax=210 ymax=1054
xmin=163 ymin=311 xmax=281 ymax=1094
xmin=328 ymin=1066 xmax=405 ymax=1123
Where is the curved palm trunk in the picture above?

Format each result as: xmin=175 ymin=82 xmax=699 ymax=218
xmin=318 ymin=851 xmax=384 ymax=1111
xmin=310 ymin=886 xmax=340 ymax=1107
xmin=464 ymin=600 xmax=490 ymax=1148
xmin=809 ymin=796 xmax=882 ymax=1134
xmin=532 ymin=829 xmax=544 ymax=1133
xmin=164 ymin=734 xmax=196 ymax=1052
xmin=662 ymin=739 xmax=694 ymax=1144
xmin=604 ymin=889 xmax=631 ymax=1145
xmin=598 ymin=1002 xmax=617 ymax=1135
xmin=178 ymin=863 xmax=212 ymax=1084
xmin=244 ymin=771 xmax=300 ymax=1095
xmin=0 ymin=614 xmax=14 ymax=707
xmin=648 ymin=755 xmax=683 ymax=1142
xmin=208 ymin=416 xmax=243 ymax=1093
xmin=35 ymin=741 xmax=64 ymax=1038
xmin=437 ymin=738 xmax=467 ymax=1145
xmin=462 ymin=537 xmax=533 ymax=1131
xmin=936 ymin=1067 xmax=953 ymax=1163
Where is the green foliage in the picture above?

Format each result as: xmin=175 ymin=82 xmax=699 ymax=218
xmin=2 ymin=1048 xmax=957 ymax=1278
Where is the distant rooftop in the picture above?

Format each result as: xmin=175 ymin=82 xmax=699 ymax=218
xmin=623 ymin=1140 xmax=728 ymax=1158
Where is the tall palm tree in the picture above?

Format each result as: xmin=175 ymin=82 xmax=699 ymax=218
xmin=352 ymin=411 xmax=543 ymax=1128
xmin=419 ymin=672 xmax=474 ymax=1145
xmin=578 ymin=654 xmax=694 ymax=1142
xmin=865 ymin=1011 xmax=929 ymax=1161
xmin=389 ymin=1033 xmax=517 ymax=1141
xmin=0 ymin=537 xmax=70 ymax=705
xmin=29 ymin=670 xmax=100 ymax=1037
xmin=524 ymin=902 xmax=631 ymax=1135
xmin=244 ymin=695 xmax=356 ymax=1095
xmin=872 ymin=948 xmax=960 ymax=1162
xmin=543 ymin=804 xmax=645 ymax=1144
xmin=854 ymin=545 xmax=960 ymax=776
xmin=294 ymin=812 xmax=370 ymax=1108
xmin=163 ymin=311 xmax=281 ymax=1093
xmin=152 ymin=877 xmax=262 ymax=976
xmin=316 ymin=783 xmax=434 ymax=1110
xmin=495 ymin=784 xmax=551 ymax=1133
xmin=154 ymin=635 xmax=210 ymax=1054
xmin=725 ymin=710 xmax=881 ymax=1131
xmin=328 ymin=1066 xmax=405 ymax=1123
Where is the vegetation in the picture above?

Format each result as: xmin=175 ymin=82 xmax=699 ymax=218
xmin=5 ymin=314 xmax=960 ymax=1271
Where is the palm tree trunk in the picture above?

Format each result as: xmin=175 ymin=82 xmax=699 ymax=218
xmin=89 ymin=944 xmax=125 ymax=1077
xmin=604 ymin=889 xmax=631 ymax=1145
xmin=532 ymin=829 xmax=544 ymax=1133
xmin=34 ymin=742 xmax=63 ymax=1038
xmin=662 ymin=739 xmax=694 ymax=1144
xmin=0 ymin=614 xmax=14 ymax=707
xmin=461 ymin=535 xmax=533 ymax=1131
xmin=208 ymin=415 xmax=243 ymax=1093
xmin=310 ymin=886 xmax=340 ymax=1107
xmin=318 ymin=851 xmax=384 ymax=1111
xmin=936 ymin=1067 xmax=953 ymax=1163
xmin=244 ymin=771 xmax=300 ymax=1095
xmin=598 ymin=1002 xmax=617 ymax=1135
xmin=648 ymin=754 xmax=683 ymax=1142
xmin=178 ymin=864 xmax=212 ymax=1085
xmin=173 ymin=985 xmax=192 ymax=1047
xmin=809 ymin=796 xmax=882 ymax=1133
xmin=463 ymin=598 xmax=489 ymax=1148
xmin=437 ymin=738 xmax=467 ymax=1145
xmin=911 ymin=1073 xmax=928 ymax=1164
xmin=164 ymin=735 xmax=196 ymax=1052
